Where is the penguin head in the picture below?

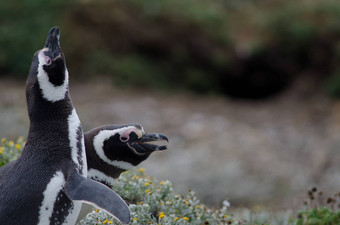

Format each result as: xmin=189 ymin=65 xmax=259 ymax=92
xmin=91 ymin=124 xmax=169 ymax=168
xmin=26 ymin=26 xmax=69 ymax=104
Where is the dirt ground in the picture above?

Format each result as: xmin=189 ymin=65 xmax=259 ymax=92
xmin=1 ymin=76 xmax=340 ymax=210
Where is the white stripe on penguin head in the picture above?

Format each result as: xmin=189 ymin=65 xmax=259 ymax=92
xmin=93 ymin=126 xmax=143 ymax=171
xmin=37 ymin=49 xmax=69 ymax=102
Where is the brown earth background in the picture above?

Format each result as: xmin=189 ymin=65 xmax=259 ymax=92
xmin=1 ymin=75 xmax=340 ymax=211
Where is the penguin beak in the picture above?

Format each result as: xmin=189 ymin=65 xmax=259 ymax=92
xmin=130 ymin=133 xmax=169 ymax=154
xmin=44 ymin=26 xmax=60 ymax=59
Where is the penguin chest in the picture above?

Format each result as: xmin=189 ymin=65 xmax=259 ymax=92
xmin=37 ymin=109 xmax=87 ymax=225
xmin=37 ymin=171 xmax=82 ymax=225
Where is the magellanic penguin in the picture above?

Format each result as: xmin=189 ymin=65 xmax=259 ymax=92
xmin=0 ymin=124 xmax=169 ymax=223
xmin=0 ymin=27 xmax=130 ymax=225
xmin=77 ymin=124 xmax=168 ymax=222
xmin=85 ymin=124 xmax=168 ymax=188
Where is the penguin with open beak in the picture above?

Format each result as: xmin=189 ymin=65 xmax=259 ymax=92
xmin=85 ymin=124 xmax=169 ymax=188
xmin=76 ymin=124 xmax=168 ymax=222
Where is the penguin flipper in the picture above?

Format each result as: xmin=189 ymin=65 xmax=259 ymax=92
xmin=65 ymin=171 xmax=131 ymax=224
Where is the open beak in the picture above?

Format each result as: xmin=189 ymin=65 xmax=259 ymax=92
xmin=130 ymin=133 xmax=169 ymax=154
xmin=44 ymin=26 xmax=60 ymax=59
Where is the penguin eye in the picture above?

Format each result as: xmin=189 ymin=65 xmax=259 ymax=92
xmin=120 ymin=136 xmax=129 ymax=142
xmin=46 ymin=57 xmax=52 ymax=65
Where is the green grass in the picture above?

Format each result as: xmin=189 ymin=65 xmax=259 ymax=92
xmin=0 ymin=137 xmax=339 ymax=225
xmin=295 ymin=188 xmax=340 ymax=225
xmin=297 ymin=207 xmax=340 ymax=225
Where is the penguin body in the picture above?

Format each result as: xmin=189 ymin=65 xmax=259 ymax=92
xmin=0 ymin=27 xmax=130 ymax=225
xmin=0 ymin=124 xmax=168 ymax=223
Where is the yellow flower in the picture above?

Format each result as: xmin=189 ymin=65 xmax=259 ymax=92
xmin=159 ymin=212 xmax=165 ymax=219
xmin=0 ymin=147 xmax=3 ymax=154
xmin=145 ymin=189 xmax=153 ymax=195
xmin=15 ymin=144 xmax=21 ymax=149
xmin=133 ymin=218 xmax=138 ymax=221
xmin=174 ymin=217 xmax=179 ymax=222
xmin=183 ymin=217 xmax=189 ymax=221
xmin=95 ymin=209 xmax=99 ymax=213
xmin=144 ymin=182 xmax=150 ymax=186
xmin=195 ymin=205 xmax=200 ymax=209
xmin=1 ymin=138 xmax=6 ymax=144
xmin=138 ymin=168 xmax=145 ymax=173
xmin=108 ymin=220 xmax=113 ymax=224
xmin=160 ymin=181 xmax=165 ymax=185
xmin=8 ymin=141 xmax=14 ymax=147
xmin=103 ymin=219 xmax=108 ymax=224
xmin=224 ymin=214 xmax=228 ymax=218
xmin=18 ymin=136 xmax=25 ymax=141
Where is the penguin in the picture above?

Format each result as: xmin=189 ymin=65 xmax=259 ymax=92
xmin=85 ymin=124 xmax=168 ymax=188
xmin=0 ymin=124 xmax=168 ymax=223
xmin=0 ymin=27 xmax=130 ymax=225
xmin=77 ymin=124 xmax=168 ymax=222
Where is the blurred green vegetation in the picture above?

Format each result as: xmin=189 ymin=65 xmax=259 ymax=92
xmin=0 ymin=0 xmax=69 ymax=75
xmin=2 ymin=136 xmax=339 ymax=224
xmin=1 ymin=0 xmax=340 ymax=98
